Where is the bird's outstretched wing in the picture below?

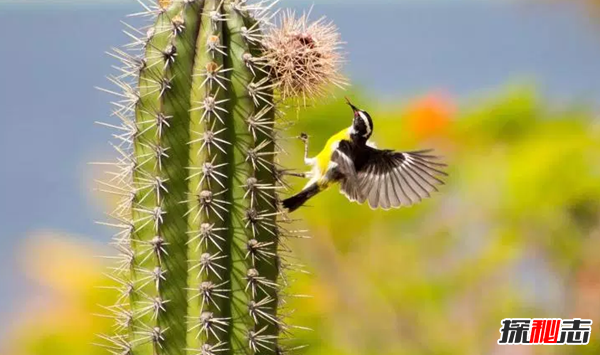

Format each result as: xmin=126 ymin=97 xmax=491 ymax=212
xmin=334 ymin=141 xmax=447 ymax=209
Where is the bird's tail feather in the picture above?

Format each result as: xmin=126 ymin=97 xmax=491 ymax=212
xmin=282 ymin=184 xmax=321 ymax=212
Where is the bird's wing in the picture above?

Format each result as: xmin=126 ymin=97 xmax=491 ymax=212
xmin=330 ymin=140 xmax=362 ymax=202
xmin=352 ymin=145 xmax=448 ymax=209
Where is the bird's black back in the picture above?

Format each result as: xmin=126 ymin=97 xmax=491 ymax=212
xmin=337 ymin=140 xmax=396 ymax=173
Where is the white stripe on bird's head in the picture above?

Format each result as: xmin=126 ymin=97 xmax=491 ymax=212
xmin=358 ymin=111 xmax=373 ymax=137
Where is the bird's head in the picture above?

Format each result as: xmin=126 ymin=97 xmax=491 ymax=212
xmin=345 ymin=97 xmax=373 ymax=141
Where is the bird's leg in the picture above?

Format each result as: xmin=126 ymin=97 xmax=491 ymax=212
xmin=299 ymin=133 xmax=313 ymax=166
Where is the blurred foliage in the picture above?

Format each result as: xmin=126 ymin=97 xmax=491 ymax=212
xmin=2 ymin=233 xmax=116 ymax=355
xmin=4 ymin=86 xmax=600 ymax=355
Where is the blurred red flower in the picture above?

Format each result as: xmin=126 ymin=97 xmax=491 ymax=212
xmin=405 ymin=92 xmax=455 ymax=140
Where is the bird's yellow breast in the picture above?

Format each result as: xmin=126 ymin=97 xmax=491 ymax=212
xmin=314 ymin=128 xmax=351 ymax=177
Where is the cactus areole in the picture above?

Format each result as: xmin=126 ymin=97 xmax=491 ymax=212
xmin=96 ymin=1 xmax=345 ymax=354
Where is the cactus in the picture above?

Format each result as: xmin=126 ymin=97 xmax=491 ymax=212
xmin=96 ymin=1 xmax=344 ymax=355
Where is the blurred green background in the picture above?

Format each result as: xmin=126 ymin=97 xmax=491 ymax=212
xmin=2 ymin=1 xmax=600 ymax=355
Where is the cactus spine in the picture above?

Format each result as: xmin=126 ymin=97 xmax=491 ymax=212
xmin=97 ymin=1 xmax=300 ymax=354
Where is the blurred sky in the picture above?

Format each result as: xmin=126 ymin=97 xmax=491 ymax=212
xmin=1 ymin=0 xmax=600 ymax=340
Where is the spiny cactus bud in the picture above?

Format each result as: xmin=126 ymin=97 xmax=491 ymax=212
xmin=263 ymin=10 xmax=347 ymax=103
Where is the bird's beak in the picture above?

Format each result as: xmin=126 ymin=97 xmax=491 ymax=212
xmin=345 ymin=96 xmax=359 ymax=114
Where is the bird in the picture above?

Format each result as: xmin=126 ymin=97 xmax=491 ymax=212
xmin=281 ymin=97 xmax=448 ymax=212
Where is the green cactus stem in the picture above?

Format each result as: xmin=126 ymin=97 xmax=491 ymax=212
xmin=97 ymin=1 xmax=345 ymax=354
xmin=97 ymin=1 xmax=287 ymax=355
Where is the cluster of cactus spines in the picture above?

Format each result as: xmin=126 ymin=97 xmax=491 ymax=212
xmin=94 ymin=0 xmax=344 ymax=355
xmin=262 ymin=9 xmax=346 ymax=103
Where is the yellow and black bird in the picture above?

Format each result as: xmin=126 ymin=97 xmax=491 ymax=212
xmin=282 ymin=98 xmax=448 ymax=212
